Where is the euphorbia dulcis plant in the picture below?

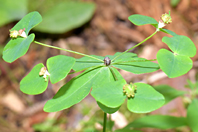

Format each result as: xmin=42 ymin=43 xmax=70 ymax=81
xmin=2 ymin=10 xmax=196 ymax=131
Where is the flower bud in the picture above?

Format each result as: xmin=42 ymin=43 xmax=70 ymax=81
xmin=18 ymin=28 xmax=27 ymax=38
xmin=157 ymin=11 xmax=172 ymax=30
xmin=161 ymin=12 xmax=172 ymax=24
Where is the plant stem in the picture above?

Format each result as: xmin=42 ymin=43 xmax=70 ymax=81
xmin=103 ymin=112 xmax=107 ymax=132
xmin=33 ymin=41 xmax=104 ymax=62
xmin=112 ymin=30 xmax=158 ymax=62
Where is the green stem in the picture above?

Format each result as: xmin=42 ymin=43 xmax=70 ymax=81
xmin=103 ymin=112 xmax=107 ymax=132
xmin=33 ymin=41 xmax=104 ymax=62
xmin=111 ymin=31 xmax=158 ymax=62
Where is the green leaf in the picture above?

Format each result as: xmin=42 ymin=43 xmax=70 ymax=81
xmin=20 ymin=63 xmax=48 ymax=95
xmin=34 ymin=1 xmax=95 ymax=33
xmin=94 ymin=67 xmax=125 ymax=113
xmin=112 ymin=58 xmax=159 ymax=74
xmin=73 ymin=55 xmax=103 ymax=71
xmin=162 ymin=35 xmax=196 ymax=57
xmin=185 ymin=79 xmax=196 ymax=90
xmin=154 ymin=85 xmax=186 ymax=104
xmin=97 ymin=102 xmax=120 ymax=114
xmin=0 ymin=0 xmax=27 ymax=27
xmin=170 ymin=0 xmax=181 ymax=7
xmin=111 ymin=52 xmax=159 ymax=74
xmin=2 ymin=11 xmax=42 ymax=63
xmin=187 ymin=99 xmax=198 ymax=132
xmin=160 ymin=29 xmax=177 ymax=36
xmin=3 ymin=34 xmax=35 ymax=63
xmin=157 ymin=49 xmax=192 ymax=78
xmin=44 ymin=66 xmax=121 ymax=112
xmin=127 ymin=83 xmax=165 ymax=113
xmin=125 ymin=115 xmax=187 ymax=129
xmin=47 ymin=55 xmax=75 ymax=84
xmin=44 ymin=67 xmax=99 ymax=112
xmin=115 ymin=129 xmax=142 ymax=132
xmin=10 ymin=11 xmax=42 ymax=35
xmin=112 ymin=52 xmax=138 ymax=60
xmin=128 ymin=14 xmax=158 ymax=27
xmin=91 ymin=79 xmax=127 ymax=108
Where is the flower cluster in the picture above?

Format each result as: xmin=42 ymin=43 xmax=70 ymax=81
xmin=158 ymin=11 xmax=172 ymax=29
xmin=9 ymin=28 xmax=27 ymax=38
xmin=39 ymin=67 xmax=50 ymax=81
xmin=123 ymin=83 xmax=137 ymax=98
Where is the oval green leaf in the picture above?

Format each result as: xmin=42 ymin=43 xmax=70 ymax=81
xmin=20 ymin=63 xmax=48 ymax=95
xmin=128 ymin=14 xmax=158 ymax=27
xmin=162 ymin=35 xmax=196 ymax=57
xmin=127 ymin=83 xmax=165 ymax=113
xmin=47 ymin=55 xmax=75 ymax=84
xmin=34 ymin=1 xmax=95 ymax=33
xmin=10 ymin=11 xmax=42 ymax=35
xmin=187 ymin=99 xmax=198 ymax=132
xmin=157 ymin=49 xmax=193 ymax=78
xmin=125 ymin=115 xmax=186 ymax=129
xmin=3 ymin=33 xmax=35 ymax=63
xmin=91 ymin=79 xmax=127 ymax=108
xmin=0 ymin=0 xmax=27 ymax=27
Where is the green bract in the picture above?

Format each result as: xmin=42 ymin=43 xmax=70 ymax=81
xmin=92 ymin=80 xmax=165 ymax=113
xmin=157 ymin=49 xmax=192 ymax=78
xmin=91 ymin=79 xmax=127 ymax=108
xmin=2 ymin=11 xmax=42 ymax=63
xmin=162 ymin=35 xmax=196 ymax=57
xmin=157 ymin=35 xmax=196 ymax=78
xmin=127 ymin=83 xmax=165 ymax=113
xmin=47 ymin=55 xmax=75 ymax=84
xmin=10 ymin=11 xmax=42 ymax=35
xmin=3 ymin=34 xmax=35 ymax=63
xmin=20 ymin=63 xmax=48 ymax=95
xmin=20 ymin=55 xmax=75 ymax=95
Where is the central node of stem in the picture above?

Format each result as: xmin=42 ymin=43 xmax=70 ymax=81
xmin=103 ymin=57 xmax=111 ymax=66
